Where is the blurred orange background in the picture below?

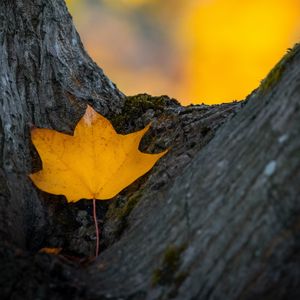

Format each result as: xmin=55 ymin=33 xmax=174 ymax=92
xmin=66 ymin=0 xmax=300 ymax=104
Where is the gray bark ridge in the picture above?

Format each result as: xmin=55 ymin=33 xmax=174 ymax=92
xmin=85 ymin=45 xmax=300 ymax=300
xmin=0 ymin=0 xmax=124 ymax=248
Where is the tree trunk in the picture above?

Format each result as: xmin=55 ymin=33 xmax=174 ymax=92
xmin=0 ymin=1 xmax=299 ymax=300
xmin=0 ymin=0 xmax=124 ymax=250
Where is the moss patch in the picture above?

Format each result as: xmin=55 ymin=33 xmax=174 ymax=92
xmin=151 ymin=243 xmax=187 ymax=287
xmin=260 ymin=43 xmax=299 ymax=92
xmin=106 ymin=191 xmax=143 ymax=238
xmin=111 ymin=94 xmax=179 ymax=132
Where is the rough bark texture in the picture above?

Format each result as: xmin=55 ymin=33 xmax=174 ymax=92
xmin=0 ymin=0 xmax=124 ymax=250
xmin=0 ymin=1 xmax=299 ymax=300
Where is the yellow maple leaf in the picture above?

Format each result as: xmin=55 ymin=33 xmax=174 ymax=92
xmin=29 ymin=105 xmax=167 ymax=202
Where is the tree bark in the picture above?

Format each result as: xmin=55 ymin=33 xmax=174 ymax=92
xmin=0 ymin=0 xmax=124 ymax=250
xmin=0 ymin=1 xmax=299 ymax=300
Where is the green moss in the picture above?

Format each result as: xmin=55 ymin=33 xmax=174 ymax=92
xmin=119 ymin=192 xmax=141 ymax=222
xmin=106 ymin=191 xmax=143 ymax=237
xmin=111 ymin=94 xmax=178 ymax=131
xmin=260 ymin=43 xmax=299 ymax=92
xmin=151 ymin=243 xmax=187 ymax=287
xmin=174 ymin=272 xmax=188 ymax=287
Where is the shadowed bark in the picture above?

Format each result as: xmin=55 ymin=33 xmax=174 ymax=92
xmin=0 ymin=1 xmax=299 ymax=300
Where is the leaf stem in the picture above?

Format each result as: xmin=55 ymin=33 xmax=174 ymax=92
xmin=93 ymin=198 xmax=99 ymax=257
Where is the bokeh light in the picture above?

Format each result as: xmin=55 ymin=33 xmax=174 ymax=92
xmin=66 ymin=0 xmax=300 ymax=104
